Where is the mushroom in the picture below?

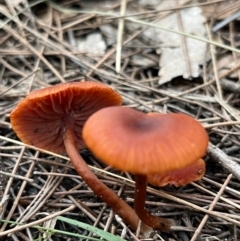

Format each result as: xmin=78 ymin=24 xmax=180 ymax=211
xmin=82 ymin=106 xmax=209 ymax=232
xmin=10 ymin=81 xmax=147 ymax=233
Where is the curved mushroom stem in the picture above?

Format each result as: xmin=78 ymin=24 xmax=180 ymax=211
xmin=64 ymin=127 xmax=152 ymax=236
xmin=134 ymin=174 xmax=172 ymax=232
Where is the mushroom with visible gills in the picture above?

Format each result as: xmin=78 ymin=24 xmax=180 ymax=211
xmin=10 ymin=81 xmax=149 ymax=233
xmin=83 ymin=106 xmax=209 ymax=232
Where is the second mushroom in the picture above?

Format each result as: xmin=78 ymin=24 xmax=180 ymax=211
xmin=10 ymin=81 xmax=150 ymax=234
xmin=83 ymin=106 xmax=209 ymax=232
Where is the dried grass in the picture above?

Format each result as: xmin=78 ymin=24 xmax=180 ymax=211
xmin=0 ymin=0 xmax=240 ymax=240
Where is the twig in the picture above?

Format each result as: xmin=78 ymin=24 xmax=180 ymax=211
xmin=206 ymin=23 xmax=222 ymax=99
xmin=0 ymin=205 xmax=75 ymax=237
xmin=190 ymin=174 xmax=232 ymax=241
xmin=115 ymin=0 xmax=127 ymax=73
xmin=0 ymin=18 xmax=65 ymax=83
xmin=212 ymin=9 xmax=240 ymax=32
xmin=0 ymin=171 xmax=33 ymax=183
xmin=0 ymin=69 xmax=39 ymax=96
xmin=208 ymin=143 xmax=240 ymax=181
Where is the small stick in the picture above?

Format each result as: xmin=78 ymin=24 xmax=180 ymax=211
xmin=0 ymin=171 xmax=33 ymax=183
xmin=0 ymin=205 xmax=75 ymax=237
xmin=190 ymin=174 xmax=232 ymax=241
xmin=208 ymin=143 xmax=240 ymax=181
xmin=0 ymin=69 xmax=39 ymax=96
xmin=204 ymin=121 xmax=240 ymax=128
xmin=115 ymin=0 xmax=127 ymax=73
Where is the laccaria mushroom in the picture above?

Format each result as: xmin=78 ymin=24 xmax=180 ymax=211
xmin=10 ymin=81 xmax=121 ymax=153
xmin=10 ymin=81 xmax=146 ymax=233
xmin=83 ymin=106 xmax=209 ymax=232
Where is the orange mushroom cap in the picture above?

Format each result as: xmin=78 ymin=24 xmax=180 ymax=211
xmin=10 ymin=81 xmax=122 ymax=154
xmin=83 ymin=107 xmax=208 ymax=175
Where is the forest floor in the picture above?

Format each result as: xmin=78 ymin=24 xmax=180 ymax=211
xmin=0 ymin=0 xmax=240 ymax=240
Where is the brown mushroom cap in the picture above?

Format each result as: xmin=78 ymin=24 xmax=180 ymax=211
xmin=10 ymin=81 xmax=122 ymax=154
xmin=147 ymin=158 xmax=206 ymax=187
xmin=83 ymin=107 xmax=208 ymax=175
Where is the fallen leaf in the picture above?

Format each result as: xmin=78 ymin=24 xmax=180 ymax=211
xmin=143 ymin=4 xmax=207 ymax=84
xmin=76 ymin=31 xmax=107 ymax=55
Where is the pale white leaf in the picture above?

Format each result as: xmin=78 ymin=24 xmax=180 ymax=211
xmin=76 ymin=32 xmax=106 ymax=55
xmin=143 ymin=6 xmax=207 ymax=84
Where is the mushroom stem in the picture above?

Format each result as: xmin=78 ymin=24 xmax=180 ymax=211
xmin=63 ymin=127 xmax=152 ymax=234
xmin=134 ymin=174 xmax=172 ymax=232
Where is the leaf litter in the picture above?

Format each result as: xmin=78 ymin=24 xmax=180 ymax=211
xmin=0 ymin=0 xmax=240 ymax=240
